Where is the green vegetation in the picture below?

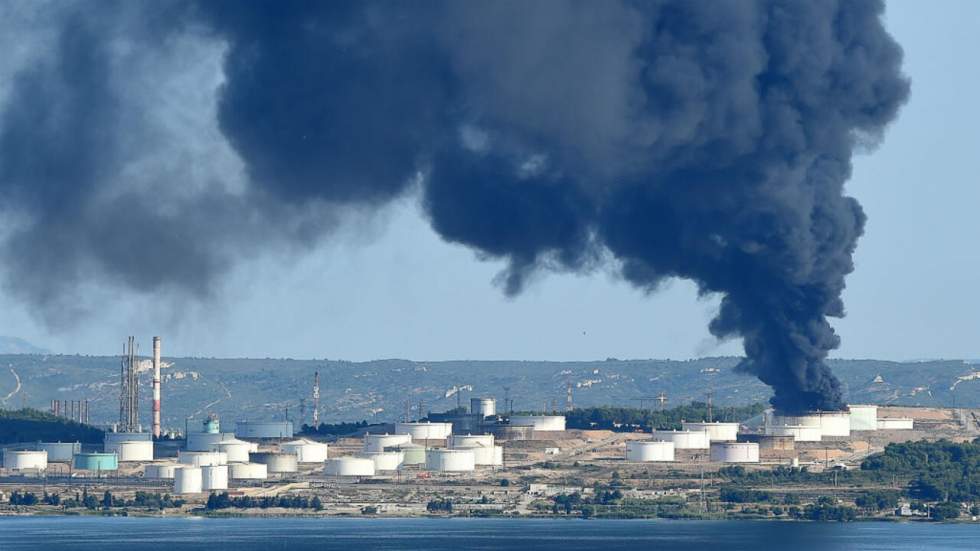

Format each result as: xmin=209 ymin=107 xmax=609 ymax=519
xmin=300 ymin=420 xmax=382 ymax=436
xmin=565 ymin=402 xmax=767 ymax=431
xmin=426 ymin=498 xmax=453 ymax=513
xmin=862 ymin=439 xmax=980 ymax=502
xmin=0 ymin=408 xmax=103 ymax=443
xmin=205 ymin=492 xmax=320 ymax=510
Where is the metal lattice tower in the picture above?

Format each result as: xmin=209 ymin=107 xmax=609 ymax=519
xmin=312 ymin=371 xmax=320 ymax=426
xmin=119 ymin=336 xmax=140 ymax=432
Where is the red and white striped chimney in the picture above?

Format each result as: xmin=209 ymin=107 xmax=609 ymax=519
xmin=152 ymin=336 xmax=161 ymax=438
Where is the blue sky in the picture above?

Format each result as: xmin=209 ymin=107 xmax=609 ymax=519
xmin=2 ymin=1 xmax=977 ymax=361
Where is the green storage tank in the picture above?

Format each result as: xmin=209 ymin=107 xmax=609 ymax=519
xmin=73 ymin=452 xmax=119 ymax=471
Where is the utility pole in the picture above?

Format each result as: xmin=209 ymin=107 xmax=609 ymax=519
xmin=706 ymin=390 xmax=714 ymax=423
xmin=657 ymin=391 xmax=668 ymax=411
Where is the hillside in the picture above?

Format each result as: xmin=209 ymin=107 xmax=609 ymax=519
xmin=0 ymin=355 xmax=978 ymax=430
xmin=0 ymin=408 xmax=104 ymax=444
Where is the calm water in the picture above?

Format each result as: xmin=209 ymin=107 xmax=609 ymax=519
xmin=0 ymin=517 xmax=977 ymax=550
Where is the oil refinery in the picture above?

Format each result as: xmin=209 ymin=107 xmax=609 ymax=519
xmin=0 ymin=335 xmax=975 ymax=520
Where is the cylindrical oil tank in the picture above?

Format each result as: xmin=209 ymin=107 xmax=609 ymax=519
xmin=651 ymin=429 xmax=710 ymax=449
xmin=817 ymin=411 xmax=851 ymax=437
xmin=187 ymin=432 xmax=236 ymax=452
xmin=709 ymin=442 xmax=759 ymax=463
xmin=202 ymin=465 xmax=229 ymax=491
xmin=877 ymin=417 xmax=914 ymax=430
xmin=507 ymin=415 xmax=565 ymax=432
xmin=626 ymin=440 xmax=675 ymax=462
xmin=680 ymin=422 xmax=739 ymax=442
xmin=178 ymin=451 xmax=227 ymax=467
xmin=174 ymin=466 xmax=203 ymax=494
xmin=360 ymin=451 xmax=404 ymax=471
xmin=394 ymin=422 xmax=453 ymax=440
xmin=216 ymin=439 xmax=252 ymax=463
xmin=765 ymin=424 xmax=822 ymax=442
xmin=104 ymin=432 xmax=151 ymax=447
xmin=35 ymin=442 xmax=81 ymax=462
xmin=235 ymin=420 xmax=294 ymax=439
xmin=454 ymin=444 xmax=503 ymax=466
xmin=848 ymin=405 xmax=879 ymax=431
xmin=448 ymin=434 xmax=495 ymax=449
xmin=144 ymin=463 xmax=180 ymax=479
xmin=3 ymin=450 xmax=47 ymax=470
xmin=389 ymin=443 xmax=426 ymax=465
xmin=109 ymin=440 xmax=154 ymax=462
xmin=280 ymin=439 xmax=328 ymax=463
xmin=325 ymin=456 xmax=375 ymax=477
xmin=470 ymin=397 xmax=496 ymax=417
xmin=364 ymin=433 xmax=412 ymax=453
xmin=425 ymin=448 xmax=476 ymax=472
xmin=73 ymin=452 xmax=118 ymax=471
xmin=250 ymin=452 xmax=298 ymax=473
xmin=487 ymin=424 xmax=534 ymax=441
xmin=229 ymin=462 xmax=268 ymax=480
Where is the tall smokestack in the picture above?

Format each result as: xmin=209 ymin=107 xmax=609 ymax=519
xmin=152 ymin=336 xmax=161 ymax=438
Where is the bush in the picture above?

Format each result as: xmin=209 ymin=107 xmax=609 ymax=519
xmin=929 ymin=502 xmax=961 ymax=521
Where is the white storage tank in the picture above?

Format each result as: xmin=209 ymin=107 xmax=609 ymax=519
xmin=651 ymin=429 xmax=710 ymax=449
xmin=325 ymin=456 xmax=376 ymax=477
xmin=394 ymin=422 xmax=453 ymax=440
xmin=425 ymin=448 xmax=476 ymax=472
xmin=364 ymin=433 xmax=412 ymax=453
xmin=104 ymin=432 xmax=151 ymax=447
xmin=507 ymin=415 xmax=565 ymax=432
xmin=816 ymin=411 xmax=851 ymax=437
xmin=3 ymin=450 xmax=47 ymax=470
xmin=390 ymin=443 xmax=426 ymax=465
xmin=250 ymin=452 xmax=298 ymax=473
xmin=280 ymin=438 xmax=328 ymax=463
xmin=471 ymin=397 xmax=496 ymax=417
xmin=144 ymin=463 xmax=180 ymax=479
xmin=877 ymin=417 xmax=914 ymax=430
xmin=215 ymin=439 xmax=252 ymax=463
xmin=174 ymin=466 xmax=203 ymax=494
xmin=229 ymin=462 xmax=268 ymax=480
xmin=178 ymin=451 xmax=227 ymax=467
xmin=626 ymin=440 xmax=675 ymax=462
xmin=680 ymin=422 xmax=739 ymax=442
xmin=709 ymin=442 xmax=760 ymax=463
xmin=360 ymin=451 xmax=404 ymax=471
xmin=187 ymin=432 xmax=236 ymax=452
xmin=109 ymin=440 xmax=154 ymax=462
xmin=848 ymin=405 xmax=879 ymax=431
xmin=35 ymin=442 xmax=81 ymax=462
xmin=235 ymin=420 xmax=294 ymax=439
xmin=448 ymin=434 xmax=494 ymax=449
xmin=202 ymin=465 xmax=229 ymax=491
xmin=454 ymin=444 xmax=503 ymax=466
xmin=765 ymin=424 xmax=822 ymax=442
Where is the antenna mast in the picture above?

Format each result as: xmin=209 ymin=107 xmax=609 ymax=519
xmin=312 ymin=371 xmax=320 ymax=427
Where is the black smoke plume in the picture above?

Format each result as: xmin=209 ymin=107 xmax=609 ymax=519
xmin=0 ymin=1 xmax=908 ymax=413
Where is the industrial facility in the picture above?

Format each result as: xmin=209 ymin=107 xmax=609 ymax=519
xmin=0 ymin=339 xmax=960 ymax=519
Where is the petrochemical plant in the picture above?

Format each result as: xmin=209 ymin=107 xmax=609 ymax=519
xmin=0 ymin=336 xmax=966 ymax=517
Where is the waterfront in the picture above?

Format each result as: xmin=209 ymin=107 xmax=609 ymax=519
xmin=1 ymin=517 xmax=978 ymax=550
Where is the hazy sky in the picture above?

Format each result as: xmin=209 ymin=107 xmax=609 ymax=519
xmin=2 ymin=1 xmax=977 ymax=361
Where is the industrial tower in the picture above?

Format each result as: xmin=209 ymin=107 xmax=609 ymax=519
xmin=312 ymin=371 xmax=320 ymax=427
xmin=119 ymin=336 xmax=140 ymax=432
xmin=152 ymin=336 xmax=161 ymax=438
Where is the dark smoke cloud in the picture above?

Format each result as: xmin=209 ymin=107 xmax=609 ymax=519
xmin=0 ymin=1 xmax=908 ymax=412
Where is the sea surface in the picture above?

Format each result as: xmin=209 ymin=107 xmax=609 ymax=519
xmin=0 ymin=517 xmax=977 ymax=550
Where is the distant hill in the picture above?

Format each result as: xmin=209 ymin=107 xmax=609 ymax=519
xmin=1 ymin=354 xmax=979 ymax=430
xmin=0 ymin=337 xmax=47 ymax=354
xmin=0 ymin=408 xmax=103 ymax=444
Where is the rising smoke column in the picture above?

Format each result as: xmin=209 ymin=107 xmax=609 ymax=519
xmin=0 ymin=1 xmax=908 ymax=413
